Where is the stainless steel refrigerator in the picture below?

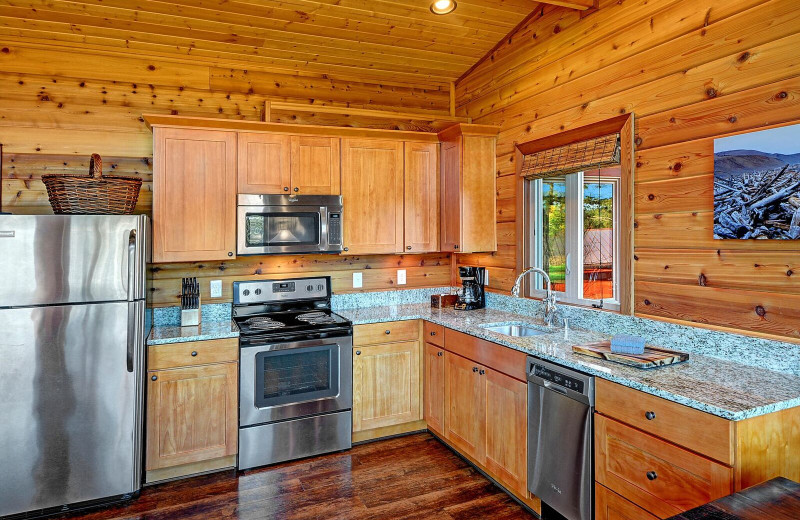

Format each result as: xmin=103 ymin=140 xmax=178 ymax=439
xmin=0 ymin=215 xmax=150 ymax=518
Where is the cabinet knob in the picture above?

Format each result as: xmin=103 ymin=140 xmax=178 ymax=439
xmin=454 ymin=245 xmax=459 ymax=250
xmin=472 ymin=366 xmax=479 ymax=373
xmin=343 ymin=247 xmax=349 ymax=252
xmin=385 ymin=330 xmax=391 ymax=335
xmin=191 ymin=351 xmax=198 ymax=357
xmin=645 ymin=411 xmax=656 ymax=421
xmin=151 ymin=375 xmax=158 ymax=381
xmin=356 ymin=350 xmax=361 ymax=356
xmin=228 ymin=252 xmax=233 ymax=257
xmin=406 ymin=246 xmax=412 ymax=250
xmin=437 ymin=351 xmax=443 ymax=357
xmin=430 ymin=331 xmax=437 ymax=336
xmin=294 ymin=187 xmax=299 ymax=192
xmin=646 ymin=471 xmax=658 ymax=481
xmin=284 ymin=187 xmax=289 ymax=192
xmin=479 ymin=369 xmax=485 ymax=375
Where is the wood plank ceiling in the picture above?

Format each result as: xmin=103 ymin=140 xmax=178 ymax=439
xmin=0 ymin=0 xmax=541 ymax=90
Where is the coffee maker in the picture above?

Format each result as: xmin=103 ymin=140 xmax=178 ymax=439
xmin=455 ymin=266 xmax=486 ymax=311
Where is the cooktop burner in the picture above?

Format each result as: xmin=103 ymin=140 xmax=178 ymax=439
xmin=296 ymin=311 xmax=338 ymax=325
xmin=243 ymin=316 xmax=286 ymax=331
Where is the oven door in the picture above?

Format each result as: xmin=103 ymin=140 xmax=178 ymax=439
xmin=240 ymin=336 xmax=352 ymax=426
xmin=238 ymin=204 xmax=332 ymax=255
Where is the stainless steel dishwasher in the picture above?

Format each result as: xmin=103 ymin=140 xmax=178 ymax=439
xmin=527 ymin=357 xmax=595 ymax=520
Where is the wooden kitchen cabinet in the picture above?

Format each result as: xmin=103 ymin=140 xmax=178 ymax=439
xmin=341 ymin=138 xmax=404 ymax=254
xmin=404 ymin=142 xmax=439 ymax=253
xmin=152 ymin=127 xmax=237 ymax=262
xmin=424 ymin=342 xmax=446 ymax=435
xmin=484 ymin=367 xmax=528 ymax=497
xmin=146 ymin=348 xmax=238 ymax=481
xmin=291 ymin=136 xmax=341 ymax=195
xmin=444 ymin=351 xmax=486 ymax=463
xmin=238 ymin=133 xmax=340 ymax=195
xmin=238 ymin=132 xmax=291 ymax=194
xmin=352 ymin=339 xmax=422 ymax=433
xmin=437 ymin=124 xmax=499 ymax=253
xmin=596 ymin=483 xmax=660 ymax=520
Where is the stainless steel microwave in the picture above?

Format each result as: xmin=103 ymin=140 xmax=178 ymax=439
xmin=237 ymin=194 xmax=343 ymax=255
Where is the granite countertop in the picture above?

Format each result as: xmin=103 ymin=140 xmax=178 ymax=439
xmin=148 ymin=320 xmax=239 ymax=345
xmin=337 ymin=304 xmax=800 ymax=421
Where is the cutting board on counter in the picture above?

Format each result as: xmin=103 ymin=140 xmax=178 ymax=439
xmin=572 ymin=341 xmax=689 ymax=369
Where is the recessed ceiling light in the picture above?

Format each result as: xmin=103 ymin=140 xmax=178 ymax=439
xmin=430 ymin=0 xmax=457 ymax=15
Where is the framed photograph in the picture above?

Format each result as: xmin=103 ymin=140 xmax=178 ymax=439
xmin=714 ymin=123 xmax=800 ymax=240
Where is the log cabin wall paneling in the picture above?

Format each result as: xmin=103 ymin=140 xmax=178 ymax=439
xmin=454 ymin=0 xmax=800 ymax=340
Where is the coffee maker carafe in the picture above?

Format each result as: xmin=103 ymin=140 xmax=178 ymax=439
xmin=455 ymin=266 xmax=486 ymax=311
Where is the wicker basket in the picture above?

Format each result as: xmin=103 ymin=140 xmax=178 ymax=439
xmin=42 ymin=154 xmax=142 ymax=215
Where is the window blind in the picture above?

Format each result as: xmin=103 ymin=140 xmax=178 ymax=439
xmin=519 ymin=133 xmax=621 ymax=179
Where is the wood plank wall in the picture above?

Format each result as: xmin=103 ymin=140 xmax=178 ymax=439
xmin=0 ymin=40 xmax=453 ymax=306
xmin=454 ymin=0 xmax=800 ymax=340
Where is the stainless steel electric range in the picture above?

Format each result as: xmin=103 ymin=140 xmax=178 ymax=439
xmin=233 ymin=276 xmax=353 ymax=470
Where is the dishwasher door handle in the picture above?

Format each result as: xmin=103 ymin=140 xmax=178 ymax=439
xmin=542 ymin=380 xmax=568 ymax=395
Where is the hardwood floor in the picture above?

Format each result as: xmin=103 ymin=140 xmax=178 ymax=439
xmin=63 ymin=433 xmax=534 ymax=520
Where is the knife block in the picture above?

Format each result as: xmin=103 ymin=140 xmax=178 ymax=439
xmin=181 ymin=297 xmax=201 ymax=327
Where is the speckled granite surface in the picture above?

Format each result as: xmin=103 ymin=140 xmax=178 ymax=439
xmin=152 ymin=303 xmax=233 ymax=327
xmin=337 ymin=303 xmax=800 ymax=420
xmin=148 ymin=320 xmax=239 ymax=345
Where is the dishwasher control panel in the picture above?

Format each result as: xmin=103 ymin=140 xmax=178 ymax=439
xmin=532 ymin=364 xmax=585 ymax=393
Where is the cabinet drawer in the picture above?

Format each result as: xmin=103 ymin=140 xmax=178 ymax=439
xmin=595 ymin=379 xmax=733 ymax=465
xmin=595 ymin=415 xmax=733 ymax=519
xmin=444 ymin=328 xmax=526 ymax=381
xmin=148 ymin=338 xmax=238 ymax=370
xmin=596 ymin=483 xmax=659 ymax=520
xmin=354 ymin=320 xmax=419 ymax=346
xmin=423 ymin=321 xmax=444 ymax=346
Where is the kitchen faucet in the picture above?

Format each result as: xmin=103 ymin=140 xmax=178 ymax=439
xmin=511 ymin=267 xmax=558 ymax=328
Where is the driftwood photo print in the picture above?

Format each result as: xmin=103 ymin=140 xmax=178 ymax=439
xmin=714 ymin=123 xmax=800 ymax=240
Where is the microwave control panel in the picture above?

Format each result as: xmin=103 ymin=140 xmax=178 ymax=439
xmin=328 ymin=212 xmax=342 ymax=245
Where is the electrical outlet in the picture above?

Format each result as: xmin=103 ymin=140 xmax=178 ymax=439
xmin=210 ymin=279 xmax=223 ymax=298
xmin=397 ymin=269 xmax=406 ymax=285
xmin=353 ymin=272 xmax=363 ymax=289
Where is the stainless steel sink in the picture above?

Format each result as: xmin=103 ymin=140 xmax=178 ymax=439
xmin=480 ymin=323 xmax=550 ymax=337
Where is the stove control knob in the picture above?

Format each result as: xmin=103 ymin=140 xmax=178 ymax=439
xmin=242 ymin=289 xmax=250 ymax=297
xmin=317 ymin=284 xmax=323 ymax=291
xmin=307 ymin=284 xmax=314 ymax=292
xmin=255 ymin=288 xmax=262 ymax=295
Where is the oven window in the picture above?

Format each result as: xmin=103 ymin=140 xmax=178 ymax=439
xmin=245 ymin=212 xmax=320 ymax=247
xmin=254 ymin=345 xmax=340 ymax=408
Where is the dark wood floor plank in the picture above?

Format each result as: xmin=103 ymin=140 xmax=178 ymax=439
xmin=59 ymin=433 xmax=533 ymax=520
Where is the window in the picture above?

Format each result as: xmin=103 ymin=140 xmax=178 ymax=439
xmin=529 ymin=168 xmax=620 ymax=310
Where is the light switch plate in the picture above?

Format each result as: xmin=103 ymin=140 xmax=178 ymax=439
xmin=353 ymin=272 xmax=363 ymax=288
xmin=210 ymin=279 xmax=222 ymax=298
xmin=397 ymin=269 xmax=406 ymax=285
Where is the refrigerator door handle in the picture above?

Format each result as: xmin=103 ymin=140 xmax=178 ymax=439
xmin=127 ymin=229 xmax=137 ymax=303
xmin=126 ymin=229 xmax=137 ymax=373
xmin=127 ymin=302 xmax=135 ymax=373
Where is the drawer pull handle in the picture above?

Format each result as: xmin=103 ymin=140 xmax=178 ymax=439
xmin=473 ymin=366 xmax=479 ymax=373
xmin=191 ymin=351 xmax=198 ymax=357
xmin=385 ymin=330 xmax=391 ymax=335
xmin=645 ymin=411 xmax=656 ymax=420
xmin=430 ymin=331 xmax=437 ymax=336
xmin=356 ymin=350 xmax=361 ymax=356
xmin=151 ymin=375 xmax=158 ymax=381
xmin=646 ymin=471 xmax=657 ymax=481
xmin=437 ymin=351 xmax=443 ymax=357
xmin=479 ymin=369 xmax=485 ymax=375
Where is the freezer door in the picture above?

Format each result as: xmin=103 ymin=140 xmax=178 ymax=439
xmin=0 ymin=215 xmax=149 ymax=307
xmin=0 ymin=301 xmax=145 ymax=517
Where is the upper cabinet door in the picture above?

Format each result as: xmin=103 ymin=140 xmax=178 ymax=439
xmin=238 ymin=132 xmax=291 ymax=194
xmin=153 ymin=128 xmax=237 ymax=262
xmin=291 ymin=136 xmax=341 ymax=195
xmin=341 ymin=139 xmax=404 ymax=255
xmin=439 ymin=138 xmax=462 ymax=252
xmin=404 ymin=142 xmax=439 ymax=253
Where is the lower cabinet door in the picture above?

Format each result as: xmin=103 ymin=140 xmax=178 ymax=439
xmin=353 ymin=341 xmax=421 ymax=432
xmin=146 ymin=362 xmax=238 ymax=470
xmin=444 ymin=351 xmax=486 ymax=463
xmin=484 ymin=368 xmax=527 ymax=497
xmin=424 ymin=342 xmax=446 ymax=434
xmin=596 ymin=483 xmax=660 ymax=520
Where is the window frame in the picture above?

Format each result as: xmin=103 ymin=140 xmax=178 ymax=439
xmin=527 ymin=171 xmax=621 ymax=311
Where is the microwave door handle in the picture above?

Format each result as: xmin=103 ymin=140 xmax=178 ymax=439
xmin=319 ymin=207 xmax=328 ymax=251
